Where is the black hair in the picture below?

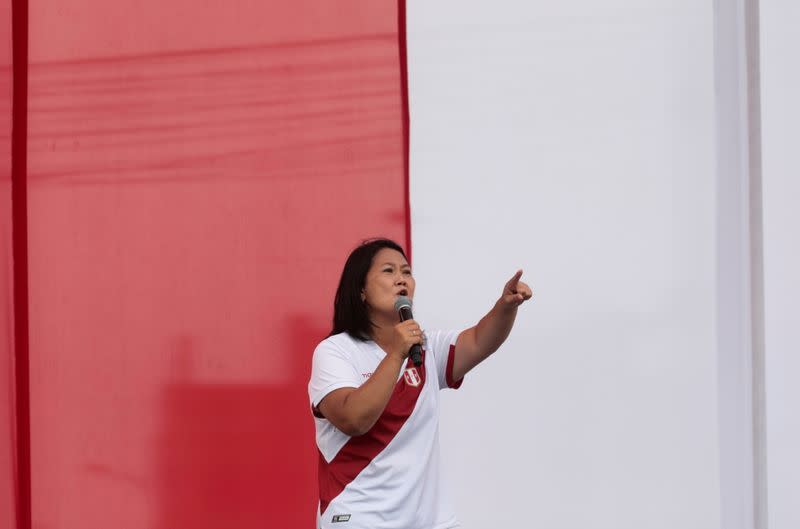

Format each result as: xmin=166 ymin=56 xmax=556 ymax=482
xmin=330 ymin=238 xmax=408 ymax=340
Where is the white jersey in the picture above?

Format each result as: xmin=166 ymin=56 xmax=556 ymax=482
xmin=308 ymin=329 xmax=464 ymax=529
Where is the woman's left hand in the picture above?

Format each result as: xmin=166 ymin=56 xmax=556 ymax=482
xmin=500 ymin=269 xmax=533 ymax=309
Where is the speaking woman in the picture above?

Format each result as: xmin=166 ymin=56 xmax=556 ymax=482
xmin=308 ymin=238 xmax=532 ymax=528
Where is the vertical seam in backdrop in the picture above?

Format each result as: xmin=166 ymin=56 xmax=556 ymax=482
xmin=11 ymin=0 xmax=31 ymax=528
xmin=397 ymin=0 xmax=412 ymax=262
xmin=744 ymin=1 xmax=767 ymax=527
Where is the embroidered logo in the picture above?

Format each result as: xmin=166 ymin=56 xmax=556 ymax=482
xmin=332 ymin=514 xmax=351 ymax=523
xmin=403 ymin=367 xmax=421 ymax=387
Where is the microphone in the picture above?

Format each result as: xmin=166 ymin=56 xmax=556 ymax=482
xmin=394 ymin=296 xmax=422 ymax=366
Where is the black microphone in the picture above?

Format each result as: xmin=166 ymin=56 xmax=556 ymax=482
xmin=394 ymin=296 xmax=422 ymax=366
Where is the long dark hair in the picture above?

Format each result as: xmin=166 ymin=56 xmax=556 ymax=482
xmin=330 ymin=238 xmax=408 ymax=340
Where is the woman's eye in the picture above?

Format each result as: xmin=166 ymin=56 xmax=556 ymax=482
xmin=403 ymin=270 xmax=412 ymax=275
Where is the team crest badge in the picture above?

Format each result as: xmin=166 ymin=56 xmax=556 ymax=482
xmin=404 ymin=367 xmax=421 ymax=387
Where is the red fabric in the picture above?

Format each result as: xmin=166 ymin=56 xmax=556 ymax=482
xmin=15 ymin=1 xmax=409 ymax=528
xmin=398 ymin=0 xmax=412 ymax=262
xmin=2 ymin=1 xmax=19 ymax=528
xmin=318 ymin=354 xmax=426 ymax=515
xmin=446 ymin=345 xmax=463 ymax=389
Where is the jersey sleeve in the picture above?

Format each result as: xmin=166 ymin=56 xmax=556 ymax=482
xmin=425 ymin=329 xmax=466 ymax=390
xmin=308 ymin=339 xmax=362 ymax=416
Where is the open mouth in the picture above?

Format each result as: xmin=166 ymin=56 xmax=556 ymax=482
xmin=397 ymin=289 xmax=408 ymax=297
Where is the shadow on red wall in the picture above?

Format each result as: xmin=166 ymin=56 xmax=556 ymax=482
xmin=153 ymin=315 xmax=324 ymax=528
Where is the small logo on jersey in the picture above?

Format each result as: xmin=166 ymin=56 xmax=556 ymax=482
xmin=404 ymin=367 xmax=421 ymax=387
xmin=331 ymin=514 xmax=351 ymax=523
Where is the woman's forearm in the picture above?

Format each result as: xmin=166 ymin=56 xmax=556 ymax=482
xmin=474 ymin=299 xmax=518 ymax=356
xmin=339 ymin=352 xmax=405 ymax=435
xmin=453 ymin=270 xmax=532 ymax=380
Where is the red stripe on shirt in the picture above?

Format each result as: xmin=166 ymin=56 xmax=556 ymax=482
xmin=318 ymin=354 xmax=426 ymax=515
xmin=445 ymin=344 xmax=463 ymax=389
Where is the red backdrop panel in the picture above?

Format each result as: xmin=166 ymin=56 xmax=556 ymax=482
xmin=2 ymin=0 xmax=17 ymax=527
xmin=24 ymin=1 xmax=406 ymax=528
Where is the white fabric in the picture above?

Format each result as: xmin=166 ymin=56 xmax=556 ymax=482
xmin=308 ymin=329 xmax=463 ymax=529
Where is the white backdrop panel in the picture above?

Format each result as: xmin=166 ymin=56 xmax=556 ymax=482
xmin=407 ymin=2 xmax=720 ymax=528
xmin=760 ymin=2 xmax=800 ymax=529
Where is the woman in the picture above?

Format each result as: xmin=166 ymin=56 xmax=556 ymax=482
xmin=308 ymin=238 xmax=532 ymax=528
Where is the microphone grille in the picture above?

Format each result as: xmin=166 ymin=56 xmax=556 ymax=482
xmin=394 ymin=296 xmax=412 ymax=312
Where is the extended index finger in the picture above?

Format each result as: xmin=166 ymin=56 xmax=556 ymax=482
xmin=507 ymin=269 xmax=523 ymax=289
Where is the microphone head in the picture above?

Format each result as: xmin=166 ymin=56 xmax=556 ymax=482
xmin=394 ymin=296 xmax=412 ymax=313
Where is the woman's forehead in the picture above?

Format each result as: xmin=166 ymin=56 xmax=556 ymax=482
xmin=372 ymin=248 xmax=409 ymax=266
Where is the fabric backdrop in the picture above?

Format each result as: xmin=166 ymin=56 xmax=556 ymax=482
xmin=4 ymin=1 xmax=408 ymax=528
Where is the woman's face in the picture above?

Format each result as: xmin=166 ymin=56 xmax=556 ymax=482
xmin=362 ymin=248 xmax=415 ymax=320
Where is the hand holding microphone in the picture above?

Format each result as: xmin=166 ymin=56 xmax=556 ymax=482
xmin=394 ymin=296 xmax=423 ymax=366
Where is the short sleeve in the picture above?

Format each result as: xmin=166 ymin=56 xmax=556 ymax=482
xmin=424 ymin=329 xmax=465 ymax=390
xmin=308 ymin=339 xmax=362 ymax=416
